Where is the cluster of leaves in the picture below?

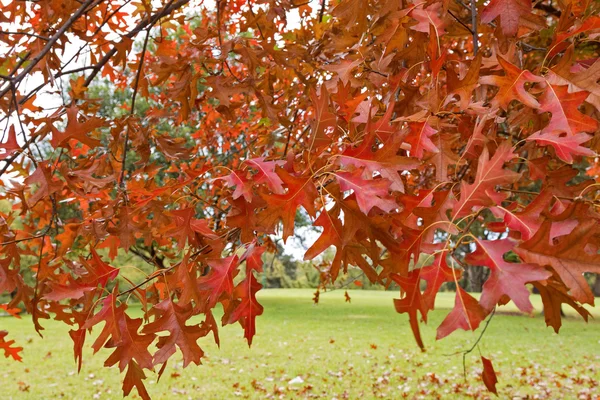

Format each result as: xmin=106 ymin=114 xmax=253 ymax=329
xmin=2 ymin=0 xmax=600 ymax=397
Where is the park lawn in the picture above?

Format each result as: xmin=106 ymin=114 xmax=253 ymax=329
xmin=0 ymin=289 xmax=599 ymax=399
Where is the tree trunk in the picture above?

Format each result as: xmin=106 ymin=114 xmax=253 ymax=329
xmin=464 ymin=266 xmax=487 ymax=292
xmin=592 ymin=274 xmax=600 ymax=297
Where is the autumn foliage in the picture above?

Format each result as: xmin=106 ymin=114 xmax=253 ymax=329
xmin=2 ymin=0 xmax=600 ymax=397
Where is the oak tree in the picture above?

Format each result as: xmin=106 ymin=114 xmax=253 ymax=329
xmin=2 ymin=0 xmax=600 ymax=397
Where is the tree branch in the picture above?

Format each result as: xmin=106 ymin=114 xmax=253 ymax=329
xmin=84 ymin=0 xmax=190 ymax=87
xmin=120 ymin=26 xmax=151 ymax=188
xmin=470 ymin=0 xmax=478 ymax=55
xmin=116 ymin=228 xmax=240 ymax=298
xmin=448 ymin=10 xmax=474 ymax=35
xmin=0 ymin=0 xmax=102 ymax=98
xmin=318 ymin=0 xmax=327 ymax=23
xmin=0 ymin=30 xmax=50 ymax=41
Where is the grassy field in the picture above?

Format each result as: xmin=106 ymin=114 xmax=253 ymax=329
xmin=1 ymin=289 xmax=599 ymax=399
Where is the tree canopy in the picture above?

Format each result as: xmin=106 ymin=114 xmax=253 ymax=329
xmin=1 ymin=0 xmax=600 ymax=397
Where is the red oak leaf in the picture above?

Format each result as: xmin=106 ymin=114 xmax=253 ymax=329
xmin=217 ymin=170 xmax=253 ymax=202
xmin=411 ymin=190 xmax=459 ymax=236
xmin=80 ymin=248 xmax=119 ymax=287
xmin=245 ymin=157 xmax=285 ymax=194
xmin=527 ymin=131 xmax=595 ymax=164
xmin=405 ymin=121 xmax=438 ymax=159
xmin=489 ymin=189 xmax=553 ymax=240
xmin=436 ymin=287 xmax=488 ymax=340
xmin=83 ymin=293 xmax=125 ymax=354
xmin=308 ymin=86 xmax=336 ymax=152
xmin=0 ymin=330 xmax=22 ymax=361
xmin=123 ymin=360 xmax=150 ymax=400
xmin=304 ymin=209 xmax=344 ymax=280
xmin=168 ymin=251 xmax=201 ymax=306
xmin=427 ymin=26 xmax=446 ymax=79
xmin=305 ymin=204 xmax=379 ymax=282
xmin=257 ymin=170 xmax=318 ymax=241
xmin=333 ymin=81 xmax=369 ymax=121
xmin=323 ymin=58 xmax=363 ymax=86
xmin=24 ymin=162 xmax=63 ymax=206
xmin=411 ymin=3 xmax=445 ymax=34
xmin=105 ymin=317 xmax=154 ymax=375
xmin=55 ymin=223 xmax=81 ymax=257
xmin=465 ymin=238 xmax=551 ymax=313
xmin=0 ymin=304 xmax=21 ymax=318
xmin=533 ymin=278 xmax=591 ymax=333
xmin=110 ymin=207 xmax=140 ymax=252
xmin=420 ymin=251 xmax=461 ymax=312
xmin=44 ymin=277 xmax=96 ymax=302
xmin=69 ymin=328 xmax=86 ymax=372
xmin=480 ymin=56 xmax=543 ymax=109
xmin=537 ymin=85 xmax=598 ymax=135
xmin=390 ymin=271 xmax=427 ymax=351
xmin=189 ymin=218 xmax=218 ymax=239
xmin=453 ymin=142 xmax=520 ymax=218
xmin=481 ymin=356 xmax=499 ymax=395
xmin=0 ymin=258 xmax=18 ymax=295
xmin=142 ymin=299 xmax=204 ymax=367
xmin=228 ymin=273 xmax=263 ymax=346
xmin=167 ymin=208 xmax=197 ymax=249
xmin=549 ymin=16 xmax=600 ymax=57
xmin=0 ymin=126 xmax=20 ymax=160
xmin=350 ymin=98 xmax=375 ymax=124
xmin=201 ymin=310 xmax=220 ymax=347
xmin=446 ymin=55 xmax=481 ymax=109
xmin=515 ymin=219 xmax=600 ymax=305
xmin=337 ymin=131 xmax=417 ymax=192
xmin=335 ymin=169 xmax=398 ymax=214
xmin=481 ymin=0 xmax=531 ymax=36
xmin=167 ymin=209 xmax=216 ymax=249
xmin=241 ymin=242 xmax=265 ymax=273
xmin=198 ymin=255 xmax=239 ymax=307
xmin=547 ymin=46 xmax=600 ymax=110
xmin=50 ymin=105 xmax=104 ymax=149
xmin=226 ymin=197 xmax=259 ymax=243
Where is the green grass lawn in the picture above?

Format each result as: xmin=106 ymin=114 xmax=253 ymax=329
xmin=1 ymin=289 xmax=599 ymax=399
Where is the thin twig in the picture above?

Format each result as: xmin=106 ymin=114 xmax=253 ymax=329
xmin=282 ymin=109 xmax=300 ymax=157
xmin=290 ymin=1 xmax=310 ymax=8
xmin=216 ymin=0 xmax=243 ymax=82
xmin=119 ymin=27 xmax=152 ymax=187
xmin=0 ymin=132 xmax=40 ymax=178
xmin=470 ymin=0 xmax=478 ymax=55
xmin=497 ymin=187 xmax=598 ymax=204
xmin=91 ymin=0 xmax=134 ymax=36
xmin=0 ymin=31 xmax=50 ymax=41
xmin=0 ymin=0 xmax=102 ymax=98
xmin=0 ymin=230 xmax=49 ymax=246
xmin=247 ymin=0 xmax=266 ymax=41
xmin=84 ymin=0 xmax=189 ymax=86
xmin=442 ymin=307 xmax=496 ymax=379
xmin=462 ymin=308 xmax=495 ymax=379
xmin=116 ymin=228 xmax=240 ymax=298
xmin=11 ymin=84 xmax=40 ymax=166
xmin=318 ymin=0 xmax=327 ymax=23
xmin=448 ymin=11 xmax=474 ymax=35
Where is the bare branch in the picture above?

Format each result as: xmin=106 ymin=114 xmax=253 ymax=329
xmin=0 ymin=30 xmax=50 ymax=41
